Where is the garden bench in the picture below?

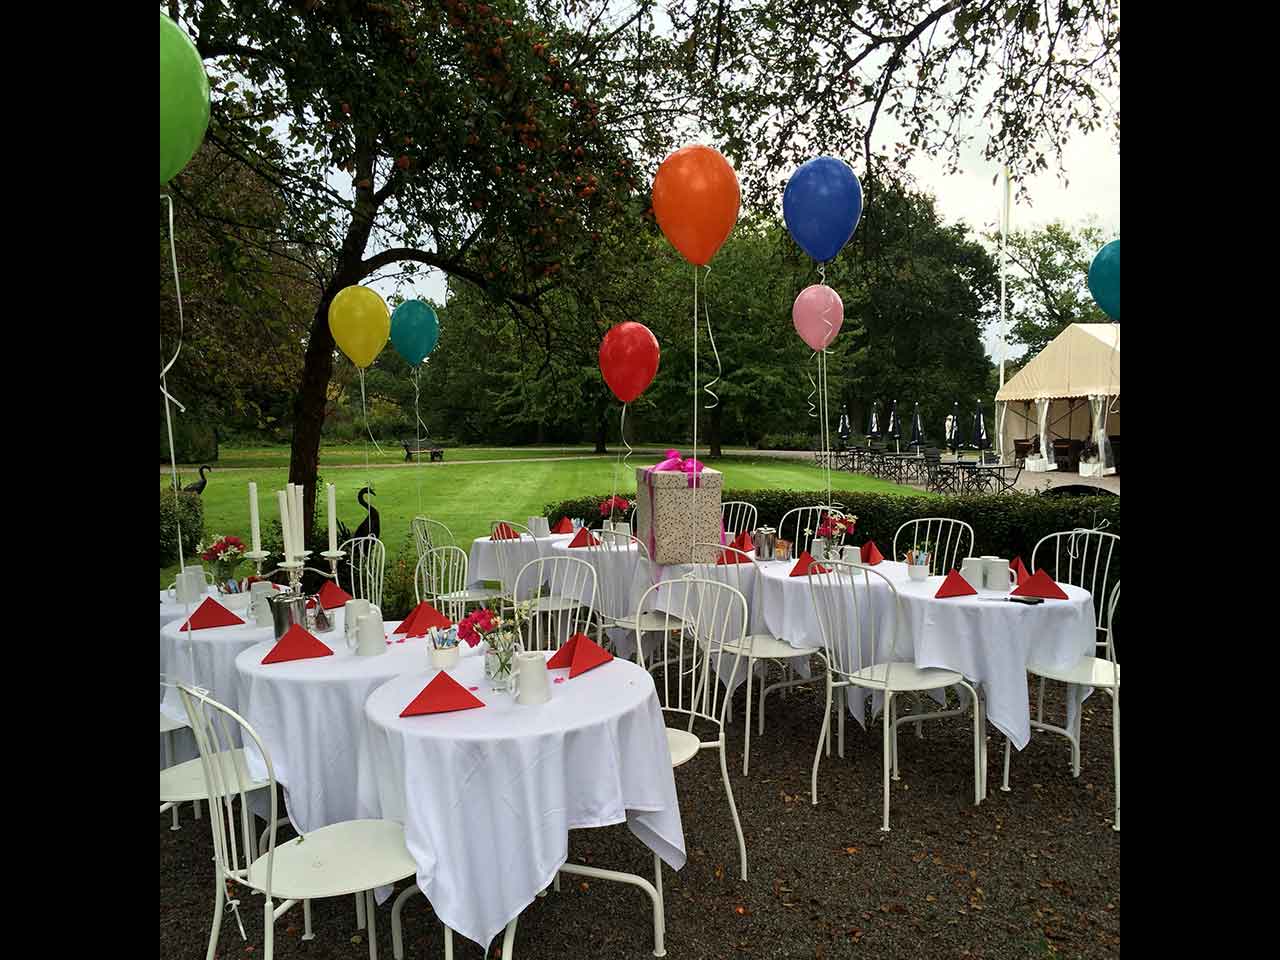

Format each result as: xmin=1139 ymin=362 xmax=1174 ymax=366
xmin=402 ymin=439 xmax=445 ymax=462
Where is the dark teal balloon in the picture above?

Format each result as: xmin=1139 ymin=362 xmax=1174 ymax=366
xmin=1087 ymin=239 xmax=1120 ymax=320
xmin=390 ymin=300 xmax=440 ymax=365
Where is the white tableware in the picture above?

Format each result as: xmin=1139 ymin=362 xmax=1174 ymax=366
xmin=344 ymin=599 xmax=372 ymax=651
xmin=907 ymin=565 xmax=929 ymax=582
xmin=960 ymin=557 xmax=985 ymax=590
xmin=514 ymin=651 xmax=551 ymax=705
xmin=431 ymin=645 xmax=460 ymax=670
xmin=249 ymin=582 xmax=275 ymax=623
xmin=168 ymin=568 xmax=207 ymax=604
xmin=356 ymin=613 xmax=385 ymax=657
xmin=982 ymin=557 xmax=1016 ymax=591
xmin=528 ymin=517 xmax=551 ymax=538
xmin=811 ymin=537 xmax=827 ymax=561
xmin=841 ymin=545 xmax=861 ymax=562
xmin=221 ymin=592 xmax=253 ymax=612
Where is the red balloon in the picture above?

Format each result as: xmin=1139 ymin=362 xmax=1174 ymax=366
xmin=652 ymin=145 xmax=740 ymax=266
xmin=599 ymin=322 xmax=660 ymax=403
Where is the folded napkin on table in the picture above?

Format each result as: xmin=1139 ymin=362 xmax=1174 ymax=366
xmin=551 ymin=517 xmax=575 ymax=534
xmin=1010 ymin=556 xmax=1031 ymax=587
xmin=731 ymin=531 xmax=754 ymax=552
xmin=491 ymin=522 xmax=520 ymax=541
xmin=789 ymin=552 xmax=829 ymax=577
xmin=935 ymin=569 xmax=978 ymax=598
xmin=395 ymin=601 xmax=452 ymax=636
xmin=546 ymin=632 xmax=614 ymax=677
xmin=317 ymin=581 xmax=353 ymax=610
xmin=261 ymin=624 xmax=333 ymax=664
xmin=716 ymin=548 xmax=751 ymax=565
xmin=860 ymin=540 xmax=884 ymax=565
xmin=567 ymin=528 xmax=600 ymax=548
xmin=179 ymin=597 xmax=245 ymax=631
xmin=1011 ymin=568 xmax=1069 ymax=600
xmin=400 ymin=671 xmax=485 ymax=716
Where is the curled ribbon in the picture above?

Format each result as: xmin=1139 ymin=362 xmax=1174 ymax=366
xmin=701 ymin=264 xmax=722 ymax=410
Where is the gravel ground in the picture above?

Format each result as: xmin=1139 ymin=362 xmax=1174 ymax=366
xmin=160 ymin=673 xmax=1119 ymax=959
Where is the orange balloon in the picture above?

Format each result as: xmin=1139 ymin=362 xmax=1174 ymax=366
xmin=652 ymin=145 xmax=741 ymax=266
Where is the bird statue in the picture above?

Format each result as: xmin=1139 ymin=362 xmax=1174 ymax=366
xmin=336 ymin=485 xmax=381 ymax=544
xmin=183 ymin=465 xmax=212 ymax=495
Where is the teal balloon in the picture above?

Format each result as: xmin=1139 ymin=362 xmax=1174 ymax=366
xmin=1087 ymin=239 xmax=1120 ymax=320
xmin=390 ymin=300 xmax=440 ymax=365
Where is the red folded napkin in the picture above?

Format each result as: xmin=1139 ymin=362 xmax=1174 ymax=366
xmin=318 ymin=581 xmax=354 ymax=610
xmin=261 ymin=624 xmax=333 ymax=664
xmin=491 ymin=522 xmax=520 ymax=541
xmin=400 ymin=670 xmax=485 ymax=716
xmin=732 ymin=531 xmax=754 ymax=552
xmin=860 ymin=540 xmax=884 ymax=565
xmin=546 ymin=633 xmax=614 ymax=677
xmin=1010 ymin=556 xmax=1030 ymax=587
xmin=395 ymin=601 xmax=453 ymax=636
xmin=716 ymin=548 xmax=751 ymax=565
xmin=789 ymin=551 xmax=828 ymax=577
xmin=567 ymin=528 xmax=600 ymax=548
xmin=1011 ymin=568 xmax=1069 ymax=600
xmin=179 ymin=596 xmax=245 ymax=631
xmin=935 ymin=569 xmax=978 ymax=598
xmin=551 ymin=517 xmax=574 ymax=534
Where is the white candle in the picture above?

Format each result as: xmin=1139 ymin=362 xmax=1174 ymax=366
xmin=277 ymin=490 xmax=294 ymax=559
xmin=293 ymin=485 xmax=306 ymax=554
xmin=248 ymin=482 xmax=262 ymax=553
xmin=328 ymin=483 xmax=338 ymax=552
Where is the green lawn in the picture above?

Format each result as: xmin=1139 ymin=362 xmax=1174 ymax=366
xmin=160 ymin=452 xmax=920 ymax=586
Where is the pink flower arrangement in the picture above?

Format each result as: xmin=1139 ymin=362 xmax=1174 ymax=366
xmin=815 ymin=511 xmax=858 ymax=542
xmin=457 ymin=607 xmax=498 ymax=648
xmin=599 ymin=494 xmax=631 ymax=517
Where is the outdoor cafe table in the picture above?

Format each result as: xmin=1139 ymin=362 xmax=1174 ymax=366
xmin=364 ymin=652 xmax=685 ymax=953
xmin=468 ymin=532 xmax=575 ymax=595
xmin=754 ymin=559 xmax=1096 ymax=749
xmin=161 ymin=602 xmax=274 ymax=726
xmin=160 ymin=586 xmax=218 ymax=632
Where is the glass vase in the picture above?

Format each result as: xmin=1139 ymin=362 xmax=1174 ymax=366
xmin=484 ymin=638 xmax=520 ymax=693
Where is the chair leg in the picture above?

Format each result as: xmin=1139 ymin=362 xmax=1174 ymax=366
xmin=366 ymin=889 xmax=379 ymax=960
xmin=963 ymin=683 xmax=981 ymax=806
xmin=654 ymin=851 xmax=665 ymax=940
xmin=913 ymin=692 xmax=924 ymax=739
xmin=890 ymin=696 xmax=900 ymax=781
xmin=194 ymin=799 xmax=202 ymax=819
xmin=500 ymin=916 xmax=519 ymax=960
xmin=836 ymin=686 xmax=845 ymax=759
xmin=303 ymin=899 xmax=314 ymax=940
xmin=205 ymin=873 xmax=225 ymax=960
xmin=1001 ymin=736 xmax=1012 ymax=792
xmin=356 ymin=891 xmax=367 ymax=930
xmin=812 ymin=675 xmax=832 ymax=805
xmin=1112 ymin=688 xmax=1120 ymax=831
xmin=1071 ymin=701 xmax=1083 ymax=778
xmin=391 ymin=884 xmax=422 ymax=960
xmin=881 ymin=693 xmax=893 ymax=832
xmin=742 ymin=657 xmax=755 ymax=776
xmin=718 ymin=735 xmax=748 ymax=880
xmin=1036 ymin=677 xmax=1046 ymax=724
xmin=170 ymin=802 xmax=181 ymax=831
xmin=264 ymin=898 xmax=275 ymax=960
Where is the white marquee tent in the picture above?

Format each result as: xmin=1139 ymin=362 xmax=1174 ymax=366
xmin=995 ymin=323 xmax=1120 ymax=475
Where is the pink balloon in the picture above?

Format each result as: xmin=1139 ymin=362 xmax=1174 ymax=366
xmin=792 ymin=284 xmax=844 ymax=351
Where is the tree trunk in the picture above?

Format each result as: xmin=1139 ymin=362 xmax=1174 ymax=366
xmin=288 ymin=287 xmax=340 ymax=545
xmin=593 ymin=406 xmax=609 ymax=454
xmin=708 ymin=402 xmax=723 ymax=459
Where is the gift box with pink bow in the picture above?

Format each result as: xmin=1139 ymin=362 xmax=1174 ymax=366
xmin=634 ymin=449 xmax=724 ymax=565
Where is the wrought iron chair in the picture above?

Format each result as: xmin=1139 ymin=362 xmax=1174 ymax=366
xmin=414 ymin=545 xmax=499 ymax=622
xmin=410 ymin=516 xmax=456 ymax=562
xmin=338 ymin=536 xmax=386 ymax=608
xmin=891 ymin=518 xmax=974 ymax=575
xmin=510 ymin=555 xmax=598 ymax=652
xmin=720 ymin=501 xmax=759 ymax=538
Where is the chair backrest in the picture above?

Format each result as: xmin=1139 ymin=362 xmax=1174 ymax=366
xmin=693 ymin=542 xmax=763 ymax=636
xmin=511 ymin=555 xmax=598 ymax=651
xmin=1104 ymin=582 xmax=1120 ymax=676
xmin=778 ymin=505 xmax=844 ymax=558
xmin=340 ymin=536 xmax=386 ymax=607
xmin=585 ymin=532 xmax=648 ymax=621
xmin=414 ymin=545 xmax=470 ymax=621
xmin=635 ymin=576 xmax=748 ymax=729
xmin=807 ymin=560 xmax=904 ymax=686
xmin=489 ymin=520 xmax=533 ymax=595
xmin=177 ymin=684 xmax=280 ymax=899
xmin=1032 ymin=529 xmax=1120 ymax=648
xmin=411 ymin=517 xmax=456 ymax=560
xmin=721 ymin=501 xmax=759 ymax=537
xmin=892 ymin=518 xmax=973 ymax=576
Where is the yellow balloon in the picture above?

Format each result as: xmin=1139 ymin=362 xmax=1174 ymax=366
xmin=328 ymin=286 xmax=390 ymax=368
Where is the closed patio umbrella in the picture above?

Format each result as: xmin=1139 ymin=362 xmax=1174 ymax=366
xmin=945 ymin=402 xmax=961 ymax=454
xmin=886 ymin=400 xmax=901 ymax=453
xmin=909 ymin=402 xmax=924 ymax=449
xmin=837 ymin=406 xmax=850 ymax=449
xmin=970 ymin=401 xmax=990 ymax=451
xmin=866 ymin=401 xmax=881 ymax=441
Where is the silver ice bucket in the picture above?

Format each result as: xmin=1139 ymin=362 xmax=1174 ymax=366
xmin=269 ymin=592 xmax=308 ymax=641
xmin=753 ymin=527 xmax=777 ymax=561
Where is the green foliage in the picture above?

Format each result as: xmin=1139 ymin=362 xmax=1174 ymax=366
xmin=160 ymin=413 xmax=219 ymax=464
xmin=380 ymin=530 xmax=421 ymax=622
xmin=756 ymin=433 xmax=815 ymax=451
xmin=546 ymin=488 xmax=1119 ymax=569
xmin=159 ymin=489 xmax=204 ymax=567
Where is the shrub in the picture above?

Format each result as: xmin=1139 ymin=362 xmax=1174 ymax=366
xmin=756 ymin=433 xmax=814 ymax=451
xmin=160 ymin=415 xmax=219 ymax=463
xmin=159 ymin=489 xmax=204 ymax=566
xmin=380 ymin=530 xmax=420 ymax=622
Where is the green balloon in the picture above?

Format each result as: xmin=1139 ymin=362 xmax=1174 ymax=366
xmin=160 ymin=14 xmax=210 ymax=185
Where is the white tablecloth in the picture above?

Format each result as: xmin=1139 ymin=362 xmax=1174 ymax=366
xmin=160 ymin=587 xmax=218 ymax=632
xmin=365 ymin=653 xmax=685 ymax=952
xmin=756 ymin=560 xmax=1096 ymax=748
xmin=468 ymin=533 xmax=574 ymax=595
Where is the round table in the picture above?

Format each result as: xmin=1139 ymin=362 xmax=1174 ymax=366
xmin=755 ymin=559 xmax=1096 ymax=748
xmin=468 ymin=533 xmax=573 ymax=595
xmin=160 ymin=586 xmax=218 ymax=631
xmin=365 ymin=653 xmax=685 ymax=952
xmin=233 ymin=619 xmax=486 ymax=834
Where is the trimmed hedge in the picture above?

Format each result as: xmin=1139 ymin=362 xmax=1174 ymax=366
xmin=545 ymin=488 xmax=1119 ymax=568
xmin=159 ymin=489 xmax=204 ymax=566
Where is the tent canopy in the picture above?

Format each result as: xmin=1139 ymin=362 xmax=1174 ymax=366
xmin=996 ymin=323 xmax=1119 ymax=402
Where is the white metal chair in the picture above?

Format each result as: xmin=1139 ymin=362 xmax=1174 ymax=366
xmin=1028 ymin=528 xmax=1120 ymax=726
xmin=891 ymin=518 xmax=974 ymax=575
xmin=414 ymin=545 xmax=500 ymax=622
xmin=777 ymin=505 xmax=845 ymax=558
xmin=636 ymin=576 xmax=750 ymax=880
xmin=178 ymin=683 xmax=420 ymax=960
xmin=160 ymin=710 xmax=203 ymax=831
xmin=511 ymin=555 xmax=598 ymax=652
xmin=586 ymin=532 xmax=683 ymax=649
xmin=692 ymin=542 xmax=814 ymax=776
xmin=720 ymin=501 xmax=758 ymax=538
xmin=488 ymin=519 xmax=534 ymax=611
xmin=1004 ymin=583 xmax=1120 ymax=830
xmin=411 ymin=516 xmax=456 ymax=561
xmin=807 ymin=560 xmax=983 ymax=831
xmin=340 ymin=536 xmax=386 ymax=608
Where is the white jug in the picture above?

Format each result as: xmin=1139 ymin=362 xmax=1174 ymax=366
xmin=982 ymin=557 xmax=1016 ymax=591
xmin=513 ymin=651 xmax=551 ymax=705
xmin=960 ymin=557 xmax=985 ymax=591
xmin=356 ymin=613 xmax=385 ymax=657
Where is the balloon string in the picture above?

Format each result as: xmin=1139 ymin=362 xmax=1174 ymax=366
xmin=806 ymin=353 xmax=819 ymax=419
xmin=159 ymin=196 xmax=187 ymax=412
xmin=817 ymin=262 xmax=835 ymax=502
xmin=358 ymin=367 xmax=386 ymax=458
xmin=690 ymin=264 xmax=699 ymax=565
xmin=412 ymin=367 xmax=423 ymax=518
xmin=701 ymin=264 xmax=721 ymax=410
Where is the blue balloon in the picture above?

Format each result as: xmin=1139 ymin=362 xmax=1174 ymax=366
xmin=1087 ymin=239 xmax=1120 ymax=320
xmin=390 ymin=299 xmax=440 ymax=365
xmin=782 ymin=157 xmax=864 ymax=263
